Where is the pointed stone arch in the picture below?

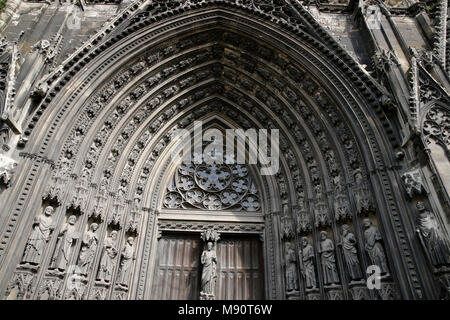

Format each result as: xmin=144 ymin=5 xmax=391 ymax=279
xmin=0 ymin=3 xmax=427 ymax=300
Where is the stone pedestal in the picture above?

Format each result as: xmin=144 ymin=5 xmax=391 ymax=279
xmin=286 ymin=290 xmax=300 ymax=300
xmin=325 ymin=284 xmax=343 ymax=300
xmin=200 ymin=292 xmax=215 ymax=300
xmin=305 ymin=287 xmax=320 ymax=300
xmin=349 ymin=280 xmax=370 ymax=300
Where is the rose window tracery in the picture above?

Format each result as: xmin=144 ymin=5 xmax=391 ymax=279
xmin=164 ymin=155 xmax=260 ymax=211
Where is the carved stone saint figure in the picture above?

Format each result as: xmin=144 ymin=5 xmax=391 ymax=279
xmin=22 ymin=206 xmax=55 ymax=265
xmin=117 ymin=237 xmax=135 ymax=287
xmin=200 ymin=241 xmax=217 ymax=296
xmin=77 ymin=223 xmax=99 ymax=275
xmin=284 ymin=242 xmax=299 ymax=292
xmin=300 ymin=237 xmax=316 ymax=288
xmin=363 ymin=219 xmax=389 ymax=275
xmin=338 ymin=224 xmax=362 ymax=281
xmin=50 ymin=215 xmax=80 ymax=271
xmin=97 ymin=231 xmax=118 ymax=282
xmin=415 ymin=202 xmax=450 ymax=268
xmin=353 ymin=169 xmax=372 ymax=214
xmin=319 ymin=231 xmax=340 ymax=285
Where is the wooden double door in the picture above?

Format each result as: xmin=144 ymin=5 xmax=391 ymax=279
xmin=151 ymin=233 xmax=264 ymax=300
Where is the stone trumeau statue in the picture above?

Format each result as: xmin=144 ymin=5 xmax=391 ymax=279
xmin=415 ymin=202 xmax=450 ymax=269
xmin=200 ymin=241 xmax=217 ymax=296
xmin=300 ymin=237 xmax=317 ymax=289
xmin=284 ymin=242 xmax=299 ymax=292
xmin=338 ymin=224 xmax=363 ymax=281
xmin=97 ymin=230 xmax=119 ymax=282
xmin=319 ymin=231 xmax=340 ymax=285
xmin=77 ymin=223 xmax=99 ymax=276
xmin=50 ymin=215 xmax=80 ymax=271
xmin=363 ymin=218 xmax=389 ymax=275
xmin=21 ymin=206 xmax=56 ymax=265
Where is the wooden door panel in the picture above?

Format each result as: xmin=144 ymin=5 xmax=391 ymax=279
xmin=216 ymin=236 xmax=264 ymax=300
xmin=151 ymin=234 xmax=200 ymax=300
xmin=151 ymin=233 xmax=264 ymax=300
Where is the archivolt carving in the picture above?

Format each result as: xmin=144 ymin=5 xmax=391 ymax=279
xmin=32 ymin=29 xmax=377 ymax=300
xmin=422 ymin=106 xmax=450 ymax=158
xmin=2 ymin=3 xmax=417 ymax=300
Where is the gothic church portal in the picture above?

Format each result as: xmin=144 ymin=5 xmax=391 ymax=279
xmin=0 ymin=0 xmax=449 ymax=300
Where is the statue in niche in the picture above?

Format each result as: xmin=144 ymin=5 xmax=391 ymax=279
xmin=338 ymin=224 xmax=363 ymax=281
xmin=319 ymin=231 xmax=340 ymax=285
xmin=415 ymin=202 xmax=450 ymax=269
xmin=284 ymin=242 xmax=299 ymax=292
xmin=22 ymin=206 xmax=55 ymax=265
xmin=117 ymin=237 xmax=135 ymax=287
xmin=50 ymin=215 xmax=80 ymax=271
xmin=97 ymin=231 xmax=118 ymax=282
xmin=353 ymin=168 xmax=372 ymax=214
xmin=77 ymin=223 xmax=99 ymax=276
xmin=300 ymin=237 xmax=317 ymax=288
xmin=363 ymin=218 xmax=389 ymax=275
xmin=200 ymin=241 xmax=217 ymax=296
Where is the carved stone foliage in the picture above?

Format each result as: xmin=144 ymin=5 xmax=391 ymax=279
xmin=158 ymin=220 xmax=265 ymax=235
xmin=376 ymin=282 xmax=398 ymax=300
xmin=401 ymin=168 xmax=426 ymax=198
xmin=0 ymin=154 xmax=17 ymax=187
xmin=4 ymin=272 xmax=35 ymax=300
xmin=36 ymin=278 xmax=63 ymax=300
xmin=422 ymin=107 xmax=450 ymax=158
xmin=164 ymin=161 xmax=261 ymax=211
xmin=295 ymin=205 xmax=312 ymax=235
xmin=349 ymin=283 xmax=370 ymax=300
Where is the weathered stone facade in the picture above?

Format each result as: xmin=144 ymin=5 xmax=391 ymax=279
xmin=0 ymin=0 xmax=449 ymax=300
